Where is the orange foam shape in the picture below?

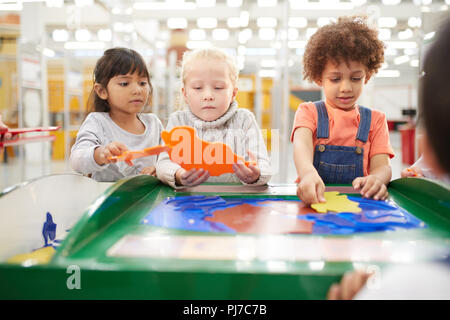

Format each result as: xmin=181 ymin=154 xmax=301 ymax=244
xmin=109 ymin=145 xmax=170 ymax=166
xmin=161 ymin=126 xmax=256 ymax=176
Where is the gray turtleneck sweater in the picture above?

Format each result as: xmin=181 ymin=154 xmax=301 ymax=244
xmin=156 ymin=101 xmax=272 ymax=188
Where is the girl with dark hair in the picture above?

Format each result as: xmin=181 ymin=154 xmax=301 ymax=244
xmin=70 ymin=48 xmax=164 ymax=182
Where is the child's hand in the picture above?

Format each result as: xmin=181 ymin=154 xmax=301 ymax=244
xmin=175 ymin=168 xmax=210 ymax=187
xmin=296 ymin=171 xmax=326 ymax=205
xmin=94 ymin=142 xmax=128 ymax=165
xmin=327 ymin=270 xmax=372 ymax=300
xmin=233 ymin=151 xmax=260 ymax=184
xmin=141 ymin=166 xmax=156 ymax=176
xmin=401 ymin=166 xmax=423 ymax=178
xmin=352 ymin=175 xmax=388 ymax=200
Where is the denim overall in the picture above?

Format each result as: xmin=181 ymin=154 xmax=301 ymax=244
xmin=313 ymin=101 xmax=372 ymax=184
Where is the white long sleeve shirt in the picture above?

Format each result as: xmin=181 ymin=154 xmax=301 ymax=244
xmin=156 ymin=102 xmax=272 ymax=188
xmin=70 ymin=112 xmax=164 ymax=182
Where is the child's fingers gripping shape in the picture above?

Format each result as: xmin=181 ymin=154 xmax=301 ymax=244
xmin=191 ymin=170 xmax=210 ymax=186
xmin=352 ymin=176 xmax=365 ymax=190
xmin=360 ymin=176 xmax=380 ymax=198
xmin=109 ymin=142 xmax=128 ymax=156
xmin=182 ymin=169 xmax=206 ymax=186
xmin=297 ymin=181 xmax=318 ymax=205
xmin=141 ymin=166 xmax=156 ymax=176
xmin=373 ymin=184 xmax=388 ymax=201
xmin=316 ymin=181 xmax=326 ymax=203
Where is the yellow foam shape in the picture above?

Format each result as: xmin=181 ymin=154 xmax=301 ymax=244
xmin=311 ymin=191 xmax=361 ymax=213
xmin=6 ymin=246 xmax=56 ymax=265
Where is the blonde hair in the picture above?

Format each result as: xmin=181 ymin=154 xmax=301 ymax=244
xmin=180 ymin=47 xmax=239 ymax=87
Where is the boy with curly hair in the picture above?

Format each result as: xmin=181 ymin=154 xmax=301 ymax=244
xmin=291 ymin=16 xmax=394 ymax=205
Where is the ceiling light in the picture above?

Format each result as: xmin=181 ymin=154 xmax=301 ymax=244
xmin=196 ymin=0 xmax=216 ymax=7
xmin=351 ymin=0 xmax=367 ymax=5
xmin=167 ymin=18 xmax=188 ymax=29
xmin=289 ymin=17 xmax=307 ymax=28
xmin=97 ymin=29 xmax=112 ymax=42
xmin=382 ymin=0 xmax=401 ymax=4
xmin=52 ymin=29 xmax=69 ymax=42
xmin=75 ymin=29 xmax=91 ymax=42
xmin=385 ymin=48 xmax=398 ymax=56
xmin=227 ymin=0 xmax=242 ymax=7
xmin=64 ymin=41 xmax=105 ymax=50
xmin=288 ymin=28 xmax=299 ymax=40
xmin=186 ymin=41 xmax=212 ymax=49
xmin=376 ymin=70 xmax=400 ymax=78
xmin=258 ymin=0 xmax=277 ymax=7
xmin=74 ymin=0 xmax=93 ymax=7
xmin=261 ymin=59 xmax=277 ymax=68
xmin=378 ymin=17 xmax=397 ymax=28
xmin=398 ymin=29 xmax=413 ymax=40
xmin=424 ymin=32 xmax=435 ymax=40
xmin=227 ymin=17 xmax=241 ymax=28
xmin=43 ymin=48 xmax=55 ymax=58
xmin=394 ymin=55 xmax=410 ymax=65
xmin=290 ymin=0 xmax=354 ymax=9
xmin=134 ymin=1 xmax=195 ymax=10
xmin=410 ymin=59 xmax=419 ymax=67
xmin=45 ymin=0 xmax=64 ymax=7
xmin=408 ymin=17 xmax=422 ymax=28
xmin=404 ymin=48 xmax=418 ymax=55
xmin=259 ymin=69 xmax=277 ymax=78
xmin=240 ymin=11 xmax=249 ymax=27
xmin=238 ymin=29 xmax=252 ymax=44
xmin=378 ymin=28 xmax=391 ymax=40
xmin=197 ymin=17 xmax=217 ymax=29
xmin=317 ymin=17 xmax=335 ymax=27
xmin=257 ymin=17 xmax=277 ymax=28
xmin=385 ymin=41 xmax=417 ymax=49
xmin=0 ymin=3 xmax=22 ymax=10
xmin=288 ymin=41 xmax=307 ymax=48
xmin=259 ymin=28 xmax=276 ymax=41
xmin=189 ymin=29 xmax=206 ymax=41
xmin=212 ymin=29 xmax=229 ymax=41
xmin=306 ymin=28 xmax=318 ymax=39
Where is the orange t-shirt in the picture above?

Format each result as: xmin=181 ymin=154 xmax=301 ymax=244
xmin=290 ymin=101 xmax=395 ymax=176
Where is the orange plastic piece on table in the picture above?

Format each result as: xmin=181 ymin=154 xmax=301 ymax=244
xmin=109 ymin=145 xmax=170 ymax=166
xmin=161 ymin=126 xmax=256 ymax=176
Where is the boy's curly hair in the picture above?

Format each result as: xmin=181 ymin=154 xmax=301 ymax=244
xmin=303 ymin=16 xmax=385 ymax=82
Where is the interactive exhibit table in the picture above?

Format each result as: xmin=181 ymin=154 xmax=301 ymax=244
xmin=0 ymin=174 xmax=448 ymax=299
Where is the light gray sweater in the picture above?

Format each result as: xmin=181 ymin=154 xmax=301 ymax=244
xmin=70 ymin=112 xmax=164 ymax=182
xmin=156 ymin=102 xmax=272 ymax=188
